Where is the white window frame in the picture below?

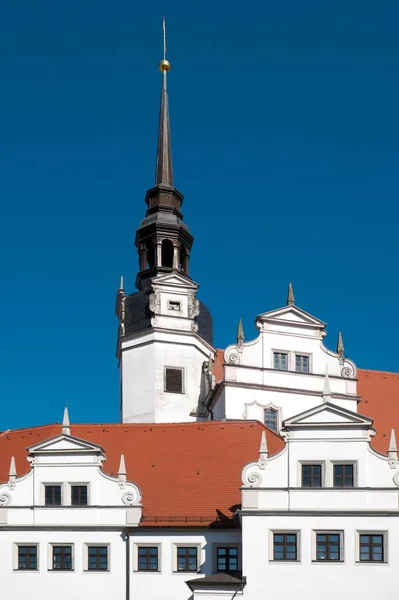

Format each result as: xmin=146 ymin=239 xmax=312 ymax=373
xmin=172 ymin=543 xmax=201 ymax=574
xmin=330 ymin=461 xmax=357 ymax=488
xmin=13 ymin=543 xmax=39 ymax=571
xmin=269 ymin=530 xmax=301 ymax=563
xmin=83 ymin=543 xmax=110 ymax=573
xmin=355 ymin=531 xmax=388 ymax=565
xmin=67 ymin=482 xmax=90 ymax=506
xmin=163 ymin=366 xmax=185 ymax=394
xmin=312 ymin=530 xmax=344 ymax=563
xmin=299 ymin=461 xmax=325 ymax=488
xmin=294 ymin=353 xmax=311 ymax=374
xmin=42 ymin=483 xmax=64 ymax=506
xmin=212 ymin=542 xmax=242 ymax=573
xmin=134 ymin=543 xmax=162 ymax=573
xmin=47 ymin=543 xmax=74 ymax=571
xmin=263 ymin=404 xmax=281 ymax=433
xmin=272 ymin=350 xmax=289 ymax=371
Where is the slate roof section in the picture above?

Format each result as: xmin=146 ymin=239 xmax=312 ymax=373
xmin=0 ymin=421 xmax=283 ymax=527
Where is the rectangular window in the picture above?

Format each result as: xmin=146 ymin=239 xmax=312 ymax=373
xmin=273 ymin=534 xmax=297 ymax=561
xmin=71 ymin=485 xmax=88 ymax=506
xmin=333 ymin=464 xmax=354 ymax=488
xmin=52 ymin=545 xmax=73 ymax=570
xmin=301 ymin=464 xmax=322 ymax=488
xmin=45 ymin=485 xmax=62 ymax=506
xmin=17 ymin=545 xmax=38 ymax=570
xmin=359 ymin=534 xmax=384 ymax=562
xmin=88 ymin=546 xmax=108 ymax=571
xmin=138 ymin=547 xmax=159 ymax=571
xmin=316 ymin=534 xmax=340 ymax=561
xmin=177 ymin=547 xmax=198 ymax=572
xmin=216 ymin=547 xmax=238 ymax=572
xmin=164 ymin=368 xmax=183 ymax=394
xmin=295 ymin=355 xmax=310 ymax=373
xmin=168 ymin=300 xmax=181 ymax=311
xmin=273 ymin=352 xmax=288 ymax=371
xmin=264 ymin=408 xmax=278 ymax=432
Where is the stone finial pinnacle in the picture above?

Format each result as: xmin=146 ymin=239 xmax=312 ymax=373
xmin=119 ymin=275 xmax=124 ymax=291
xmin=118 ymin=454 xmax=127 ymax=488
xmin=62 ymin=406 xmax=71 ymax=436
xmin=8 ymin=456 xmax=17 ymax=489
xmin=322 ymin=367 xmax=332 ymax=403
xmin=259 ymin=431 xmax=269 ymax=466
xmin=337 ymin=331 xmax=344 ymax=359
xmin=388 ymin=429 xmax=398 ymax=468
xmin=287 ymin=282 xmax=295 ymax=306
xmin=237 ymin=318 xmax=245 ymax=345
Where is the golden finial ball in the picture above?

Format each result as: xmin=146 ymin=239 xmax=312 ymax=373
xmin=158 ymin=59 xmax=171 ymax=72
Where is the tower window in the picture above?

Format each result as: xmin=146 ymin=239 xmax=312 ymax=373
xmin=164 ymin=368 xmax=184 ymax=394
xmin=264 ymin=408 xmax=278 ymax=432
xmin=161 ymin=239 xmax=174 ymax=268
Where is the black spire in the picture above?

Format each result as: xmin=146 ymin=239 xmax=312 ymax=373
xmin=155 ymin=70 xmax=173 ymax=187
xmin=134 ymin=28 xmax=193 ymax=291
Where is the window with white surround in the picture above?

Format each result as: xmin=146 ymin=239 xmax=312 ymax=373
xmin=164 ymin=367 xmax=184 ymax=394
xmin=357 ymin=532 xmax=387 ymax=563
xmin=333 ymin=464 xmax=354 ymax=488
xmin=134 ymin=545 xmax=161 ymax=572
xmin=264 ymin=407 xmax=279 ymax=432
xmin=84 ymin=545 xmax=109 ymax=571
xmin=273 ymin=352 xmax=288 ymax=371
xmin=212 ymin=543 xmax=241 ymax=573
xmin=301 ymin=463 xmax=323 ymax=488
xmin=295 ymin=354 xmax=310 ymax=373
xmin=312 ymin=531 xmax=344 ymax=562
xmin=44 ymin=484 xmax=62 ymax=506
xmin=49 ymin=544 xmax=73 ymax=571
xmin=271 ymin=532 xmax=299 ymax=561
xmin=71 ymin=484 xmax=88 ymax=506
xmin=173 ymin=544 xmax=200 ymax=573
xmin=14 ymin=544 xmax=38 ymax=571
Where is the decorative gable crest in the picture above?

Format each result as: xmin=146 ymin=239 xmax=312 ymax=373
xmin=283 ymin=403 xmax=374 ymax=430
xmin=256 ymin=305 xmax=327 ymax=337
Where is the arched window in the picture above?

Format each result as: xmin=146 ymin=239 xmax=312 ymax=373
xmin=161 ymin=239 xmax=174 ymax=268
xmin=146 ymin=242 xmax=155 ymax=269
xmin=264 ymin=407 xmax=278 ymax=432
xmin=179 ymin=246 xmax=186 ymax=272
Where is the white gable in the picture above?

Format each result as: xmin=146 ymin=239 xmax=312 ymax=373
xmin=151 ymin=271 xmax=198 ymax=291
xmin=28 ymin=434 xmax=104 ymax=455
xmin=283 ymin=402 xmax=373 ymax=429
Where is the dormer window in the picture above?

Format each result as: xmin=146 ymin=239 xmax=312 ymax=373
xmin=295 ymin=355 xmax=310 ymax=373
xmin=273 ymin=352 xmax=288 ymax=371
xmin=264 ymin=408 xmax=278 ymax=432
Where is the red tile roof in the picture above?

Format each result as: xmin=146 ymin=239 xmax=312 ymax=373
xmin=358 ymin=369 xmax=399 ymax=454
xmin=0 ymin=421 xmax=284 ymax=527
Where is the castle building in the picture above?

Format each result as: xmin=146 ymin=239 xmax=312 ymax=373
xmin=1 ymin=43 xmax=399 ymax=600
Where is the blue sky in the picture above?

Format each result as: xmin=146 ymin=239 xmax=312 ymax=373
xmin=0 ymin=1 xmax=398 ymax=429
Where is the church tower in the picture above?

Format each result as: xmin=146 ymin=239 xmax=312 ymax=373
xmin=116 ymin=30 xmax=215 ymax=423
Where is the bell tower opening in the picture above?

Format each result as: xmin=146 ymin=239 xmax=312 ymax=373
xmin=161 ymin=239 xmax=174 ymax=268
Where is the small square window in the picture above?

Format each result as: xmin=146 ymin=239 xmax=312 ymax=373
xmin=301 ymin=464 xmax=322 ymax=488
xmin=176 ymin=547 xmax=198 ymax=572
xmin=333 ymin=464 xmax=354 ymax=488
xmin=45 ymin=485 xmax=62 ymax=506
xmin=164 ymin=368 xmax=183 ymax=394
xmin=295 ymin=355 xmax=310 ymax=373
xmin=359 ymin=534 xmax=384 ymax=562
xmin=17 ymin=545 xmax=38 ymax=570
xmin=264 ymin=408 xmax=278 ymax=432
xmin=216 ymin=547 xmax=239 ymax=572
xmin=138 ymin=547 xmax=159 ymax=571
xmin=273 ymin=534 xmax=297 ymax=561
xmin=316 ymin=533 xmax=341 ymax=561
xmin=71 ymin=485 xmax=88 ymax=506
xmin=168 ymin=300 xmax=181 ymax=311
xmin=273 ymin=352 xmax=288 ymax=371
xmin=52 ymin=545 xmax=73 ymax=570
xmin=87 ymin=546 xmax=108 ymax=571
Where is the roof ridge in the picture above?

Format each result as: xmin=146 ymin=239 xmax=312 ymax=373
xmin=358 ymin=368 xmax=399 ymax=377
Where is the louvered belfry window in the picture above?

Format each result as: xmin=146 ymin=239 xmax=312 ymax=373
xmin=165 ymin=368 xmax=183 ymax=393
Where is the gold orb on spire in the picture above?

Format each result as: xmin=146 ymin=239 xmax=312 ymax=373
xmin=158 ymin=59 xmax=171 ymax=72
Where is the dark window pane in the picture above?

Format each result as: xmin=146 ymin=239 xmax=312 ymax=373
xmin=165 ymin=368 xmax=183 ymax=393
xmin=264 ymin=408 xmax=278 ymax=432
xmin=45 ymin=485 xmax=61 ymax=506
xmin=316 ymin=534 xmax=341 ymax=561
xmin=71 ymin=485 xmax=88 ymax=506
xmin=273 ymin=534 xmax=297 ymax=561
xmin=88 ymin=546 xmax=108 ymax=571
xmin=18 ymin=546 xmax=37 ymax=570
xmin=359 ymin=535 xmax=384 ymax=562
xmin=138 ymin=547 xmax=158 ymax=571
xmin=217 ymin=547 xmax=239 ymax=572
xmin=53 ymin=546 xmax=72 ymax=570
xmin=273 ymin=353 xmax=288 ymax=370
xmin=302 ymin=464 xmax=322 ymax=488
xmin=334 ymin=464 xmax=354 ymax=487
xmin=295 ymin=355 xmax=309 ymax=373
xmin=176 ymin=547 xmax=198 ymax=572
